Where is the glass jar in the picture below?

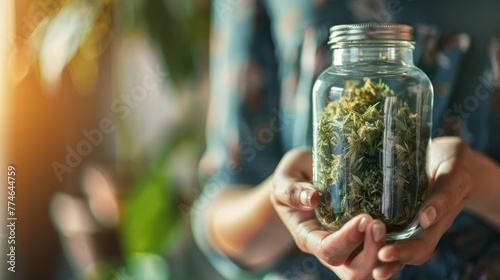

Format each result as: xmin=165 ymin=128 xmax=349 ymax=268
xmin=312 ymin=23 xmax=433 ymax=240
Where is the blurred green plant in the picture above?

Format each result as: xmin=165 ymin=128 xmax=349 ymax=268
xmin=116 ymin=1 xmax=209 ymax=278
xmin=120 ymin=130 xmax=194 ymax=255
xmin=117 ymin=0 xmax=209 ymax=256
xmin=29 ymin=0 xmax=210 ymax=279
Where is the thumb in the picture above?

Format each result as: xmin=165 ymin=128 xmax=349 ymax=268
xmin=273 ymin=182 xmax=319 ymax=211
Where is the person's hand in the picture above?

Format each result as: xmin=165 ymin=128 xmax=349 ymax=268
xmin=374 ymin=137 xmax=474 ymax=279
xmin=271 ymin=147 xmax=401 ymax=280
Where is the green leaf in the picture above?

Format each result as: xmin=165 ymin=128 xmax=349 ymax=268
xmin=121 ymin=165 xmax=180 ymax=254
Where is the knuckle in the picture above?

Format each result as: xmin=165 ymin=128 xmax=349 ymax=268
xmin=345 ymin=227 xmax=363 ymax=243
xmin=283 ymin=184 xmax=301 ymax=206
xmin=431 ymin=185 xmax=462 ymax=215
xmin=438 ymin=192 xmax=456 ymax=211
xmin=294 ymin=223 xmax=310 ymax=253
xmin=458 ymin=172 xmax=473 ymax=199
xmin=317 ymin=249 xmax=343 ymax=266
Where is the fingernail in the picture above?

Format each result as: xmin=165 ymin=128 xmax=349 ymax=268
xmin=358 ymin=217 xmax=368 ymax=232
xmin=299 ymin=189 xmax=314 ymax=207
xmin=372 ymin=222 xmax=385 ymax=242
xmin=421 ymin=206 xmax=436 ymax=228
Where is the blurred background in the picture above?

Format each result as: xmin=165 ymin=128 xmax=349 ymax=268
xmin=0 ymin=0 xmax=225 ymax=279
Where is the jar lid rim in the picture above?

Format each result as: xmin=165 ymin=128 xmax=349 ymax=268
xmin=329 ymin=23 xmax=414 ymax=45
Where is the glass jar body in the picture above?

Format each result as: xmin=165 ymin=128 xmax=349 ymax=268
xmin=312 ymin=43 xmax=433 ymax=240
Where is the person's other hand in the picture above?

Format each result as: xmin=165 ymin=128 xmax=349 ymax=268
xmin=374 ymin=137 xmax=474 ymax=279
xmin=271 ymin=147 xmax=399 ymax=280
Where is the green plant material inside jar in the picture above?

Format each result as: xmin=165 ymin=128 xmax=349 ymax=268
xmin=315 ymin=78 xmax=428 ymax=233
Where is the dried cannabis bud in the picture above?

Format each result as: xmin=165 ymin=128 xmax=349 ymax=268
xmin=314 ymin=78 xmax=428 ymax=232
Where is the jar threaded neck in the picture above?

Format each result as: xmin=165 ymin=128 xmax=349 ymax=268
xmin=329 ymin=23 xmax=414 ymax=46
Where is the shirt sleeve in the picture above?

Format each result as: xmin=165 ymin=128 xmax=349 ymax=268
xmin=191 ymin=1 xmax=283 ymax=278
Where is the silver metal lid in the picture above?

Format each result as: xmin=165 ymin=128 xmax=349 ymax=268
xmin=328 ymin=23 xmax=414 ymax=45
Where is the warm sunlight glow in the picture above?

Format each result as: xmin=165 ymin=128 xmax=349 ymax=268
xmin=0 ymin=0 xmax=13 ymax=277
